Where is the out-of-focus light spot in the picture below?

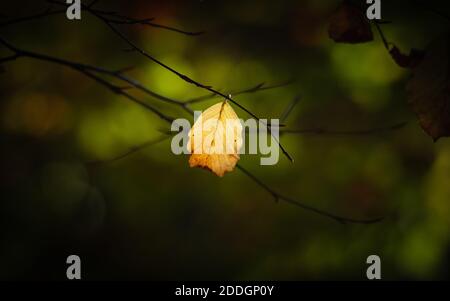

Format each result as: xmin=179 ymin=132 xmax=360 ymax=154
xmin=2 ymin=93 xmax=71 ymax=137
xmin=398 ymin=225 xmax=444 ymax=279
xmin=231 ymin=60 xmax=270 ymax=89
xmin=143 ymin=56 xmax=194 ymax=99
xmin=197 ymin=54 xmax=232 ymax=87
xmin=77 ymin=100 xmax=160 ymax=159
xmin=331 ymin=43 xmax=406 ymax=111
xmin=426 ymin=144 xmax=450 ymax=234
xmin=332 ymin=44 xmax=404 ymax=85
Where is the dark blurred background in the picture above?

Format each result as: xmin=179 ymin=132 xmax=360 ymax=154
xmin=0 ymin=0 xmax=449 ymax=280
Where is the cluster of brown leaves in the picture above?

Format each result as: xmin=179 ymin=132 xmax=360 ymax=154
xmin=328 ymin=1 xmax=450 ymax=141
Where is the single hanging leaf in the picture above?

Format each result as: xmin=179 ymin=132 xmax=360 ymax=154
xmin=406 ymin=34 xmax=450 ymax=141
xmin=187 ymin=101 xmax=243 ymax=177
xmin=328 ymin=1 xmax=373 ymax=44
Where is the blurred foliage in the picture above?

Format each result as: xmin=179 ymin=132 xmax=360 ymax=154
xmin=0 ymin=0 xmax=449 ymax=280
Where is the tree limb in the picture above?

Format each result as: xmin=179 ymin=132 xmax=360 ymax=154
xmin=184 ymin=81 xmax=294 ymax=105
xmin=86 ymin=8 xmax=294 ymax=162
xmin=0 ymin=37 xmax=175 ymax=123
xmin=236 ymin=165 xmax=384 ymax=224
xmin=45 ymin=0 xmax=204 ymax=36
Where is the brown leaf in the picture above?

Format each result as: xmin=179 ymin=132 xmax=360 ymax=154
xmin=406 ymin=34 xmax=450 ymax=141
xmin=328 ymin=1 xmax=373 ymax=44
xmin=390 ymin=46 xmax=424 ymax=69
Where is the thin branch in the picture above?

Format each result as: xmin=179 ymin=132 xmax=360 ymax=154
xmin=0 ymin=37 xmax=283 ymax=126
xmin=86 ymin=135 xmax=171 ymax=166
xmin=7 ymin=0 xmax=290 ymax=161
xmin=46 ymin=0 xmax=204 ymax=36
xmin=105 ymin=15 xmax=205 ymax=36
xmin=236 ymin=165 xmax=383 ymax=224
xmin=78 ymin=68 xmax=175 ymax=123
xmin=281 ymin=121 xmax=407 ymax=136
xmin=232 ymin=80 xmax=294 ymax=96
xmin=280 ymin=95 xmax=301 ymax=123
xmin=0 ymin=35 xmax=185 ymax=107
xmin=88 ymin=0 xmax=100 ymax=8
xmin=0 ymin=54 xmax=20 ymax=64
xmin=0 ymin=37 xmax=175 ymax=124
xmin=410 ymin=0 xmax=450 ymax=21
xmin=1 ymin=2 xmax=390 ymax=225
xmin=81 ymin=128 xmax=386 ymax=224
xmin=86 ymin=9 xmax=294 ymax=162
xmin=184 ymin=80 xmax=294 ymax=105
xmin=82 ymin=130 xmax=386 ymax=224
xmin=373 ymin=21 xmax=390 ymax=51
xmin=0 ymin=8 xmax=65 ymax=27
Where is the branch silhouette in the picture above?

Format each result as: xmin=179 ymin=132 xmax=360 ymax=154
xmin=236 ymin=165 xmax=383 ymax=224
xmin=184 ymin=81 xmax=294 ymax=105
xmin=34 ymin=0 xmax=293 ymax=162
xmin=51 ymin=2 xmax=293 ymax=162
xmin=1 ymin=0 xmax=203 ymax=36
xmin=84 ymin=132 xmax=385 ymax=224
xmin=86 ymin=135 xmax=171 ymax=167
xmin=0 ymin=8 xmax=65 ymax=27
xmin=280 ymin=95 xmax=302 ymax=123
xmin=0 ymin=37 xmax=176 ymax=123
xmin=281 ymin=122 xmax=407 ymax=136
xmin=0 ymin=1 xmax=390 ymax=224
xmin=409 ymin=0 xmax=450 ymax=21
xmin=0 ymin=37 xmax=293 ymax=123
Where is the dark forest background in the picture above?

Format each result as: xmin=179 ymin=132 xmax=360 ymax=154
xmin=0 ymin=0 xmax=449 ymax=280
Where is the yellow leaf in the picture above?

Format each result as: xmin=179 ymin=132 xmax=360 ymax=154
xmin=187 ymin=100 xmax=243 ymax=177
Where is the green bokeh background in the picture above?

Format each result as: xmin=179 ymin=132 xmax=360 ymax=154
xmin=1 ymin=0 xmax=449 ymax=280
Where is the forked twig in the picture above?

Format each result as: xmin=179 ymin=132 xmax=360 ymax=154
xmin=49 ymin=3 xmax=292 ymax=162
xmin=1 ymin=1 xmax=392 ymax=224
xmin=0 ymin=37 xmax=175 ymax=123
xmin=184 ymin=81 xmax=294 ymax=105
xmin=46 ymin=0 xmax=204 ymax=36
xmin=236 ymin=165 xmax=383 ymax=224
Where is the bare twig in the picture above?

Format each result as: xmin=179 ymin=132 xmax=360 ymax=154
xmin=87 ymin=135 xmax=171 ymax=166
xmin=88 ymin=0 xmax=100 ymax=8
xmin=0 ymin=8 xmax=65 ymax=27
xmin=280 ymin=95 xmax=301 ymax=123
xmin=105 ymin=15 xmax=204 ymax=36
xmin=236 ymin=165 xmax=383 ymax=224
xmin=3 ymin=0 xmax=292 ymax=161
xmin=1 ymin=1 xmax=392 ymax=224
xmin=0 ymin=37 xmax=175 ymax=123
xmin=0 ymin=37 xmax=290 ymax=125
xmin=409 ymin=0 xmax=450 ymax=21
xmin=184 ymin=80 xmax=294 ymax=105
xmin=373 ymin=21 xmax=391 ymax=51
xmin=0 ymin=54 xmax=20 ymax=64
xmin=84 ymin=130 xmax=385 ymax=224
xmin=46 ymin=0 xmax=204 ymax=36
xmin=86 ymin=9 xmax=294 ymax=162
xmin=281 ymin=121 xmax=407 ymax=136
